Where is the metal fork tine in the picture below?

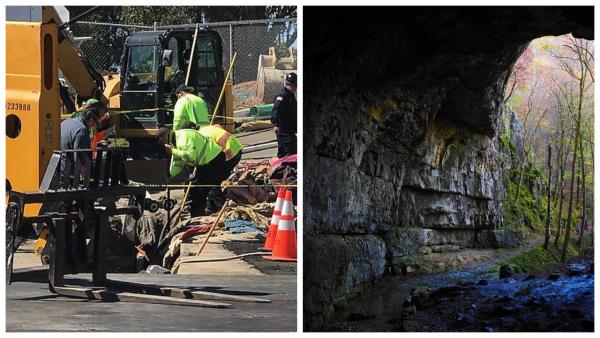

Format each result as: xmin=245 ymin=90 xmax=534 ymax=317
xmin=73 ymin=152 xmax=82 ymax=189
xmin=61 ymin=153 xmax=72 ymax=189
xmin=103 ymin=151 xmax=112 ymax=187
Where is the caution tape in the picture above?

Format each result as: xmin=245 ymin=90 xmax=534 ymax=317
xmin=61 ymin=108 xmax=270 ymax=123
xmin=125 ymin=183 xmax=297 ymax=189
xmin=108 ymin=107 xmax=173 ymax=114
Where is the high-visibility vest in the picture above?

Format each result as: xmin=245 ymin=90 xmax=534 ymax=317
xmin=169 ymin=129 xmax=223 ymax=177
xmin=173 ymin=94 xmax=209 ymax=131
xmin=198 ymin=125 xmax=243 ymax=161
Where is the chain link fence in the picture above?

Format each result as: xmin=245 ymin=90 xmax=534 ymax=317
xmin=159 ymin=18 xmax=296 ymax=84
xmin=69 ymin=21 xmax=151 ymax=74
xmin=68 ymin=18 xmax=297 ymax=85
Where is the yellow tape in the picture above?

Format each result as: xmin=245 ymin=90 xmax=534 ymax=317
xmin=62 ymin=108 xmax=269 ymax=123
xmin=125 ymin=184 xmax=297 ymax=188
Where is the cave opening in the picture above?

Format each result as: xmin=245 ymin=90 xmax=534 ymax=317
xmin=304 ymin=7 xmax=594 ymax=332
xmin=501 ymin=33 xmax=594 ymax=255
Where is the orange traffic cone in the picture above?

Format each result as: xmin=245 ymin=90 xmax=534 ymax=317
xmin=259 ymin=187 xmax=286 ymax=251
xmin=264 ymin=190 xmax=296 ymax=262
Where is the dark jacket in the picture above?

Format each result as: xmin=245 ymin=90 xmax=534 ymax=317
xmin=60 ymin=117 xmax=92 ymax=172
xmin=270 ymin=87 xmax=297 ymax=134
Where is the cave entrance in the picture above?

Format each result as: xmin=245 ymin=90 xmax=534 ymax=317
xmin=501 ymin=34 xmax=594 ymax=254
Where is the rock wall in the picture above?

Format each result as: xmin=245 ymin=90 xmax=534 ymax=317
xmin=303 ymin=7 xmax=593 ymax=330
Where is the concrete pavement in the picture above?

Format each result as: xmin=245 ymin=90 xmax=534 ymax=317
xmin=6 ymin=273 xmax=296 ymax=332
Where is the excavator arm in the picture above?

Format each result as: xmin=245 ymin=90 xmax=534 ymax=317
xmin=50 ymin=6 xmax=106 ymax=101
xmin=57 ymin=27 xmax=105 ymax=100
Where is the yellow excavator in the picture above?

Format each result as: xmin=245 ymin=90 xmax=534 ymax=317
xmin=6 ymin=6 xmax=233 ymax=216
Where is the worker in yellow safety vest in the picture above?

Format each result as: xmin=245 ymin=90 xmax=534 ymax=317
xmin=198 ymin=124 xmax=244 ymax=173
xmin=158 ymin=128 xmax=230 ymax=217
xmin=198 ymin=125 xmax=244 ymax=213
xmin=173 ymin=85 xmax=210 ymax=131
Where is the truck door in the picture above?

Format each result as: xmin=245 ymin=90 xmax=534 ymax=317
xmin=121 ymin=44 xmax=161 ymax=129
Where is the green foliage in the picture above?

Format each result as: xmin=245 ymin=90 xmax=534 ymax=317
xmin=500 ymin=116 xmax=550 ymax=232
xmin=494 ymin=235 xmax=593 ymax=274
xmin=67 ymin=6 xmax=297 ymax=26
xmin=503 ymin=244 xmax=556 ymax=274
xmin=503 ymin=178 xmax=547 ymax=233
xmin=500 ymin=134 xmax=515 ymax=153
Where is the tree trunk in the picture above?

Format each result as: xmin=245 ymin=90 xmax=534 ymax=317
xmin=543 ymin=145 xmax=552 ymax=250
xmin=553 ymin=129 xmax=565 ymax=209
xmin=561 ymin=134 xmax=578 ymax=263
xmin=554 ymin=135 xmax=570 ymax=248
xmin=578 ymin=138 xmax=587 ymax=248
xmin=561 ymin=62 xmax=586 ymax=263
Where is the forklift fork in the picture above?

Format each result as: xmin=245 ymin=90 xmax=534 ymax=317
xmin=6 ymin=148 xmax=270 ymax=307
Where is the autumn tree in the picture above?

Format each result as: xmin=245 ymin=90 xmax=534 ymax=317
xmin=549 ymin=36 xmax=594 ymax=262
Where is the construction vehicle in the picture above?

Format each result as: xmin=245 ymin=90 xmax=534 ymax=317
xmin=6 ymin=5 xmax=233 ymax=216
xmin=105 ymin=27 xmax=234 ymax=160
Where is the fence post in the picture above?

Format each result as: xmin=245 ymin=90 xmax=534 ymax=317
xmin=229 ymin=23 xmax=233 ymax=82
xmin=153 ymin=21 xmax=157 ymax=31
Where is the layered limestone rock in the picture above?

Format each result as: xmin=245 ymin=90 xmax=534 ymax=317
xmin=303 ymin=7 xmax=593 ymax=330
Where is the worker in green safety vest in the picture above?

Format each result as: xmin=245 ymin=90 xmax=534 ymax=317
xmin=173 ymin=85 xmax=210 ymax=131
xmin=158 ymin=128 xmax=230 ymax=217
xmin=198 ymin=124 xmax=243 ymax=168
xmin=199 ymin=124 xmax=244 ymax=213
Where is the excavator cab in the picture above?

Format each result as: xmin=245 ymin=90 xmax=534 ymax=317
xmin=117 ymin=29 xmax=229 ymax=159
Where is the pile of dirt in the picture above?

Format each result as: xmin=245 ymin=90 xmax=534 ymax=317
xmin=233 ymin=81 xmax=264 ymax=110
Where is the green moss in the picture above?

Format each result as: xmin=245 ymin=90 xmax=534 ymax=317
xmin=500 ymin=133 xmax=515 ymax=153
xmin=333 ymin=296 xmax=349 ymax=311
xmin=493 ymin=235 xmax=593 ymax=274
xmin=503 ymin=179 xmax=547 ymax=233
xmin=504 ymin=244 xmax=557 ymax=274
xmin=321 ymin=303 xmax=335 ymax=323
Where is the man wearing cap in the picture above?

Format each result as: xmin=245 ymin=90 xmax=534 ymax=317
xmin=173 ymin=85 xmax=210 ymax=131
xmin=271 ymin=72 xmax=297 ymax=158
xmin=158 ymin=128 xmax=231 ymax=217
xmin=71 ymin=99 xmax=113 ymax=147
xmin=71 ymin=98 xmax=108 ymax=120
xmin=60 ymin=107 xmax=100 ymax=176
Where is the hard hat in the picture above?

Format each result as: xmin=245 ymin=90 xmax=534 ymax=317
xmin=285 ymin=73 xmax=297 ymax=86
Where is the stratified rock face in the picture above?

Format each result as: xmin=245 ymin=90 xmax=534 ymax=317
xmin=399 ymin=119 xmax=504 ymax=230
xmin=303 ymin=7 xmax=593 ymax=330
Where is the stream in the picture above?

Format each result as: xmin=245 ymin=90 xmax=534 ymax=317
xmin=323 ymin=243 xmax=594 ymax=332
